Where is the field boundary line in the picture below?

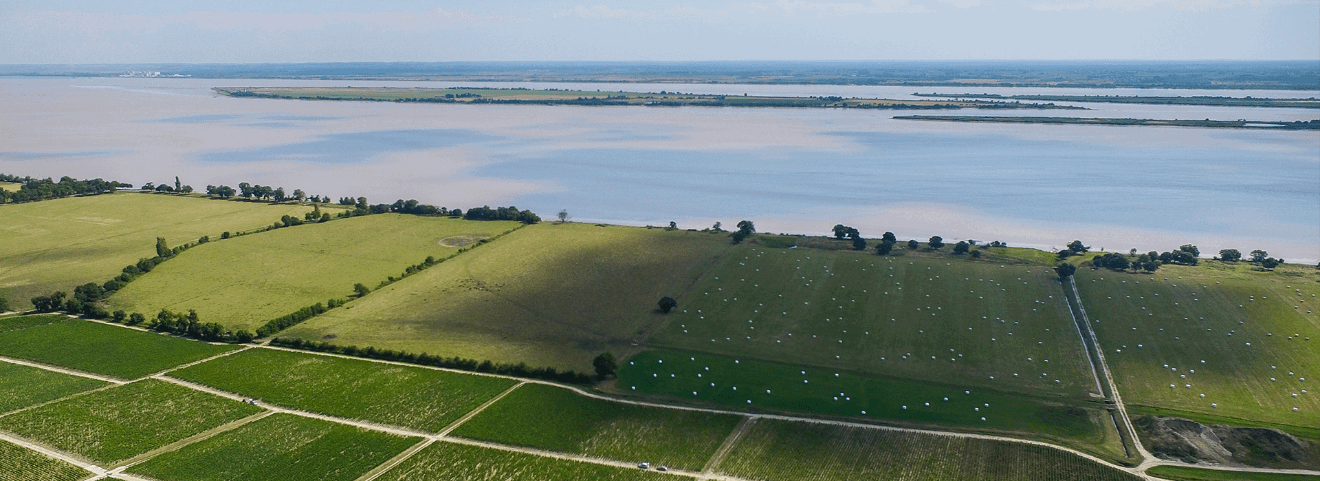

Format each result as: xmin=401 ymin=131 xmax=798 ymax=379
xmin=152 ymin=375 xmax=435 ymax=439
xmin=438 ymin=381 xmax=525 ymax=437
xmin=353 ymin=438 xmax=437 ymax=481
xmin=438 ymin=436 xmax=755 ymax=481
xmin=146 ymin=345 xmax=253 ymax=380
xmin=0 ymin=429 xmax=107 ymax=478
xmin=0 ymin=354 xmax=127 ymax=384
xmin=1067 ymin=277 xmax=1153 ymax=465
xmin=701 ymin=415 xmax=757 ymax=476
xmin=1060 ymin=278 xmax=1107 ymax=397
xmin=105 ymin=410 xmax=276 ymax=470
xmin=79 ymin=317 xmax=153 ymax=333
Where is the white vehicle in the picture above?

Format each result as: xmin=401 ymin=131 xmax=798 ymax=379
xmin=638 ymin=462 xmax=650 ymax=469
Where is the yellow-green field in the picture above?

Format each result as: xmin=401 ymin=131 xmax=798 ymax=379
xmin=107 ymin=214 xmax=519 ymax=331
xmin=0 ymin=182 xmax=20 ymax=193
xmin=0 ymin=193 xmax=311 ymax=310
xmin=281 ymin=223 xmax=731 ymax=371
xmin=1075 ymin=262 xmax=1319 ymax=430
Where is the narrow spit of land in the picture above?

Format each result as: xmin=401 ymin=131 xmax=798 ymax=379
xmin=895 ymin=115 xmax=1320 ymax=130
xmin=212 ymin=86 xmax=1085 ymax=110
xmin=913 ymin=93 xmax=1320 ymax=109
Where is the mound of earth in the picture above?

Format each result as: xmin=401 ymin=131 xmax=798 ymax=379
xmin=1136 ymin=416 xmax=1316 ymax=470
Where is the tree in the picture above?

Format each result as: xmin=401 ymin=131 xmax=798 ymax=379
xmin=908 ymin=239 xmax=920 ymax=250
xmin=155 ymin=237 xmax=169 ymax=258
xmin=954 ymin=241 xmax=970 ymax=255
xmin=731 ymin=231 xmax=747 ymax=244
xmin=657 ymin=296 xmax=678 ymax=314
xmin=128 ymin=312 xmax=146 ymax=325
xmin=882 ymin=232 xmax=897 ymax=243
xmin=1261 ymin=257 xmax=1281 ymax=269
xmin=876 ymin=241 xmax=894 ymax=256
xmin=238 ymin=182 xmax=252 ymax=199
xmin=353 ymin=283 xmax=370 ymax=297
xmin=1218 ymin=249 xmax=1241 ymax=262
xmin=832 ymin=224 xmax=850 ymax=240
xmin=593 ymin=352 xmax=618 ymax=380
xmin=557 ymin=209 xmax=570 ymax=223
xmin=970 ymin=250 xmax=982 ymax=259
xmin=174 ymin=176 xmax=181 ymax=192
xmin=736 ymin=220 xmax=756 ymax=236
xmin=1178 ymin=244 xmax=1200 ymax=258
xmin=1056 ymin=263 xmax=1077 ymax=278
xmin=852 ymin=236 xmax=867 ymax=250
xmin=293 ymin=189 xmax=305 ymax=202
xmin=1250 ymin=250 xmax=1268 ymax=262
xmin=179 ymin=185 xmax=193 ymax=194
xmin=1067 ymin=240 xmax=1089 ymax=254
xmin=274 ymin=187 xmax=286 ymax=202
xmin=928 ymin=236 xmax=944 ymax=250
xmin=214 ymin=185 xmax=235 ymax=199
xmin=711 ymin=222 xmax=724 ymax=232
xmin=0 ymin=296 xmax=9 ymax=313
xmin=668 ymin=221 xmax=677 ymax=230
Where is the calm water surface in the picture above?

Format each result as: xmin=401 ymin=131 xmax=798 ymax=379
xmin=2 ymin=77 xmax=1317 ymax=260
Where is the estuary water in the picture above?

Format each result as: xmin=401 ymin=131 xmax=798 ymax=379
xmin=1 ymin=77 xmax=1317 ymax=261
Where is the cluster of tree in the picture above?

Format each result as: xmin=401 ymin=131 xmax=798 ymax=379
xmin=1088 ymin=244 xmax=1204 ymax=272
xmin=1217 ymin=248 xmax=1286 ymax=269
xmin=0 ymin=174 xmax=125 ymax=204
xmin=1057 ymin=240 xmax=1090 ymax=259
xmin=831 ymin=224 xmax=867 ymax=250
xmin=875 ymin=232 xmax=899 ymax=255
xmin=254 ymin=299 xmax=345 ymax=338
xmin=463 ymin=205 xmax=541 ymax=224
xmin=269 ymin=337 xmax=594 ymax=384
xmin=731 ymin=220 xmax=755 ymax=244
xmin=140 ymin=177 xmax=193 ymax=194
xmin=147 ymin=308 xmax=251 ymax=342
xmin=234 ymin=183 xmax=307 ymax=202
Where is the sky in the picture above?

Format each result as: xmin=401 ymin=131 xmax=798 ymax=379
xmin=0 ymin=0 xmax=1317 ymax=63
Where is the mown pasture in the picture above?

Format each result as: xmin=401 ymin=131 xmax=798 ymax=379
xmin=0 ymin=193 xmax=311 ymax=310
xmin=1145 ymin=465 xmax=1320 ymax=481
xmin=0 ymin=379 xmax=262 ymax=465
xmin=0 ymin=317 xmax=239 ymax=379
xmin=714 ymin=418 xmax=1142 ymax=481
xmin=1074 ymin=263 xmax=1319 ymax=429
xmin=169 ymin=347 xmax=517 ymax=432
xmin=0 ymin=361 xmax=108 ymax=414
xmin=617 ymin=350 xmax=1117 ymax=457
xmin=375 ymin=441 xmax=674 ymax=481
xmin=0 ymin=313 xmax=64 ymax=332
xmin=128 ymin=413 xmax=421 ymax=481
xmin=0 ymin=182 xmax=20 ymax=192
xmin=646 ymin=246 xmax=1098 ymax=400
xmin=108 ymin=214 xmax=520 ymax=331
xmin=453 ymin=383 xmax=741 ymax=471
xmin=0 ymin=439 xmax=90 ymax=481
xmin=283 ymin=223 xmax=731 ymax=371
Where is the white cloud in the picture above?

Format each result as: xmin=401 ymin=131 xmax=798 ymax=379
xmin=1031 ymin=0 xmax=1280 ymax=12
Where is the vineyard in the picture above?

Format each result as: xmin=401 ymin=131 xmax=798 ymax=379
xmin=375 ymin=442 xmax=674 ymax=481
xmin=0 ymin=361 xmax=106 ymax=413
xmin=713 ymin=419 xmax=1142 ymax=481
xmin=0 ymin=318 xmax=239 ymax=379
xmin=168 ymin=347 xmax=518 ymax=432
xmin=0 ymin=439 xmax=89 ymax=481
xmin=128 ymin=413 xmax=421 ymax=481
xmin=1075 ymin=265 xmax=1319 ymax=428
xmin=453 ymin=383 xmax=741 ymax=471
xmin=0 ymin=379 xmax=262 ymax=465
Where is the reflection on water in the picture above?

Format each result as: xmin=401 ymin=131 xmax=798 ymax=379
xmin=2 ymin=77 xmax=1317 ymax=260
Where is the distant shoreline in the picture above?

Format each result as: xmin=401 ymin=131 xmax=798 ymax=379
xmin=895 ymin=115 xmax=1320 ymax=130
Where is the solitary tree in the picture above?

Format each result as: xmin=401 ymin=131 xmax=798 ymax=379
xmin=657 ymin=296 xmax=678 ymax=314
xmin=1056 ymin=263 xmax=1077 ymax=279
xmin=1066 ymin=240 xmax=1089 ymax=254
xmin=1218 ymin=249 xmax=1241 ymax=262
xmin=174 ymin=176 xmax=181 ymax=192
xmin=593 ymin=352 xmax=618 ymax=380
xmin=1250 ymin=250 xmax=1268 ymax=262
xmin=882 ymin=231 xmax=897 ymax=243
xmin=736 ymin=220 xmax=756 ymax=235
xmin=155 ymin=237 xmax=169 ymax=258
xmin=1261 ymin=258 xmax=1281 ymax=269
xmin=668 ymin=221 xmax=677 ymax=230
xmin=953 ymin=241 xmax=970 ymax=255
xmin=928 ymin=236 xmax=944 ymax=250
xmin=557 ymin=209 xmax=570 ymax=223
xmin=907 ymin=239 xmax=920 ymax=250
xmin=852 ymin=236 xmax=867 ymax=250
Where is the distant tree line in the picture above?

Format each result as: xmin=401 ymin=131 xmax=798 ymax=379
xmin=270 ymin=337 xmax=594 ymax=384
xmin=1060 ymin=241 xmax=1293 ymax=276
xmin=0 ymin=174 xmax=126 ymax=204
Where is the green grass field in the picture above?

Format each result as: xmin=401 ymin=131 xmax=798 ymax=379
xmin=0 ymin=361 xmax=108 ymax=414
xmin=169 ymin=347 xmax=517 ymax=432
xmin=0 ymin=379 xmax=262 ymax=465
xmin=647 ymin=245 xmax=1097 ymax=399
xmin=1146 ymin=465 xmax=1320 ymax=481
xmin=283 ymin=223 xmax=731 ymax=371
xmin=715 ymin=418 xmax=1142 ymax=481
xmin=0 ymin=439 xmax=90 ymax=481
xmin=0 ymin=313 xmax=64 ymax=332
xmin=0 ymin=316 xmax=239 ymax=379
xmin=618 ymin=350 xmax=1111 ymax=445
xmin=128 ymin=413 xmax=421 ymax=481
xmin=1074 ymin=263 xmax=1319 ymax=429
xmin=453 ymin=383 xmax=741 ymax=471
xmin=0 ymin=182 xmax=21 ymax=193
xmin=108 ymin=214 xmax=520 ymax=331
xmin=0 ymin=193 xmax=311 ymax=310
xmin=375 ymin=441 xmax=674 ymax=481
